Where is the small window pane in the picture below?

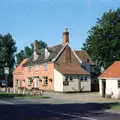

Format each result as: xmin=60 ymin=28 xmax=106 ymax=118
xmin=84 ymin=76 xmax=88 ymax=81
xmin=118 ymin=80 xmax=120 ymax=88
xmin=80 ymin=76 xmax=83 ymax=81
xmin=70 ymin=76 xmax=73 ymax=81
xmin=43 ymin=63 xmax=47 ymax=71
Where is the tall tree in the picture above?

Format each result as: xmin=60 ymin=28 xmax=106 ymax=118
xmin=0 ymin=33 xmax=17 ymax=86
xmin=82 ymin=8 xmax=120 ymax=73
xmin=16 ymin=50 xmax=24 ymax=65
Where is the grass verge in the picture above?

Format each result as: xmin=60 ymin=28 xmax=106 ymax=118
xmin=110 ymin=103 xmax=120 ymax=111
xmin=0 ymin=92 xmax=50 ymax=99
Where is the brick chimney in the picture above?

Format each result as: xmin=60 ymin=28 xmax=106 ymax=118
xmin=62 ymin=28 xmax=69 ymax=45
xmin=33 ymin=41 xmax=38 ymax=61
xmin=34 ymin=40 xmax=38 ymax=51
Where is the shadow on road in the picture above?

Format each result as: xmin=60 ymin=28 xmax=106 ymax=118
xmin=0 ymin=102 xmax=119 ymax=120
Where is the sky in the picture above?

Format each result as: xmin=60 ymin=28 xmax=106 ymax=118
xmin=0 ymin=0 xmax=120 ymax=52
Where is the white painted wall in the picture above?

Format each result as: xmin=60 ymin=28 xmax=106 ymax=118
xmin=54 ymin=69 xmax=91 ymax=92
xmin=99 ymin=79 xmax=103 ymax=96
xmin=54 ymin=69 xmax=63 ymax=92
xmin=63 ymin=76 xmax=80 ymax=92
xmin=99 ymin=79 xmax=120 ymax=99
xmin=80 ymin=77 xmax=91 ymax=91
xmin=106 ymin=79 xmax=120 ymax=99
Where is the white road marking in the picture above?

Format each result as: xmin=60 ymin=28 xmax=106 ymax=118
xmin=44 ymin=109 xmax=97 ymax=120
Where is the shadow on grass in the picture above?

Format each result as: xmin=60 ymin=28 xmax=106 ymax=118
xmin=0 ymin=92 xmax=26 ymax=98
xmin=0 ymin=103 xmax=120 ymax=120
xmin=0 ymin=92 xmax=50 ymax=99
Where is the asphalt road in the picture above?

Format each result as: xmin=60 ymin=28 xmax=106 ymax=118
xmin=0 ymin=99 xmax=120 ymax=120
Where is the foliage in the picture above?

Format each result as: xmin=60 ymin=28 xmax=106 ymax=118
xmin=82 ymin=8 xmax=120 ymax=74
xmin=16 ymin=40 xmax=47 ymax=65
xmin=0 ymin=33 xmax=17 ymax=86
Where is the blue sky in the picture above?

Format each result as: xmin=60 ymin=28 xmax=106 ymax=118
xmin=0 ymin=0 xmax=120 ymax=52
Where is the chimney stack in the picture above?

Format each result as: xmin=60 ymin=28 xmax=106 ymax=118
xmin=33 ymin=41 xmax=38 ymax=61
xmin=62 ymin=28 xmax=69 ymax=45
xmin=34 ymin=40 xmax=38 ymax=51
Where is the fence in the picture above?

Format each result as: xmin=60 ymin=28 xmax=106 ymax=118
xmin=0 ymin=87 xmax=43 ymax=95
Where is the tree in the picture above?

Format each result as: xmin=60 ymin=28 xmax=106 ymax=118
xmin=82 ymin=8 xmax=120 ymax=74
xmin=16 ymin=50 xmax=24 ymax=65
xmin=16 ymin=40 xmax=47 ymax=64
xmin=0 ymin=33 xmax=17 ymax=86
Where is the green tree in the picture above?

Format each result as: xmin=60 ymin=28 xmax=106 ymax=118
xmin=82 ymin=8 xmax=120 ymax=73
xmin=16 ymin=50 xmax=25 ymax=65
xmin=0 ymin=33 xmax=17 ymax=86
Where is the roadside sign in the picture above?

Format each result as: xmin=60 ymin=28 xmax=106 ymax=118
xmin=4 ymin=67 xmax=9 ymax=74
xmin=2 ymin=80 xmax=6 ymax=86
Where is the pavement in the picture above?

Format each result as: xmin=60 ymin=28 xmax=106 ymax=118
xmin=0 ymin=92 xmax=120 ymax=120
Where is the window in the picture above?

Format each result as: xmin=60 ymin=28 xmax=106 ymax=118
xmin=16 ymin=80 xmax=18 ymax=87
xmin=23 ymin=80 xmax=25 ymax=87
xmin=70 ymin=76 xmax=73 ymax=81
xmin=84 ymin=76 xmax=88 ymax=81
xmin=118 ymin=80 xmax=120 ymax=88
xmin=80 ymin=76 xmax=83 ymax=81
xmin=28 ymin=66 xmax=32 ymax=72
xmin=28 ymin=77 xmax=33 ymax=86
xmin=80 ymin=76 xmax=88 ymax=81
xmin=63 ymin=76 xmax=69 ymax=86
xmin=43 ymin=76 xmax=48 ymax=85
xmin=43 ymin=63 xmax=47 ymax=71
xmin=35 ymin=65 xmax=38 ymax=71
xmin=65 ymin=76 xmax=68 ymax=81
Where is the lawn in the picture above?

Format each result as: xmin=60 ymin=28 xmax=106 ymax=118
xmin=0 ymin=92 xmax=50 ymax=99
xmin=110 ymin=103 xmax=120 ymax=111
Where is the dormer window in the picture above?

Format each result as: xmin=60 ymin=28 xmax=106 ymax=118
xmin=45 ymin=48 xmax=50 ymax=59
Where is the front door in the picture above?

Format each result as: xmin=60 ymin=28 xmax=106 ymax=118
xmin=102 ymin=80 xmax=106 ymax=97
xmin=33 ymin=78 xmax=39 ymax=88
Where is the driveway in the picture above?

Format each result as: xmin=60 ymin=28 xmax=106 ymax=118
xmin=43 ymin=92 xmax=120 ymax=103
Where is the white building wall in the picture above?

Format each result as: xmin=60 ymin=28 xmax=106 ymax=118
xmin=99 ymin=79 xmax=120 ymax=99
xmin=63 ymin=76 xmax=91 ymax=92
xmin=106 ymin=79 xmax=120 ymax=99
xmin=54 ymin=69 xmax=91 ymax=92
xmin=99 ymin=79 xmax=103 ymax=96
xmin=63 ymin=76 xmax=79 ymax=92
xmin=81 ymin=77 xmax=91 ymax=91
xmin=54 ymin=69 xmax=63 ymax=92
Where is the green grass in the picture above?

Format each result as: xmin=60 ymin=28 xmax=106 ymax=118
xmin=110 ymin=103 xmax=120 ymax=111
xmin=0 ymin=92 xmax=50 ymax=99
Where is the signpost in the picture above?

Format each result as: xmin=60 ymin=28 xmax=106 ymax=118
xmin=4 ymin=63 xmax=9 ymax=92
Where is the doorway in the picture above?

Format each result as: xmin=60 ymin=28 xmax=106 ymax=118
xmin=102 ymin=80 xmax=106 ymax=97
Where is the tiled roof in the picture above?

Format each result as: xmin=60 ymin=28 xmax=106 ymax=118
xmin=99 ymin=61 xmax=120 ymax=78
xmin=23 ymin=44 xmax=63 ymax=66
xmin=55 ymin=64 xmax=89 ymax=75
xmin=75 ymin=50 xmax=93 ymax=64
xmin=13 ymin=59 xmax=28 ymax=74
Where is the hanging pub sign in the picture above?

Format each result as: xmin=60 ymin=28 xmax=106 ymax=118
xmin=4 ymin=67 xmax=9 ymax=75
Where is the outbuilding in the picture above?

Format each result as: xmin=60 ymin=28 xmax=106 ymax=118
xmin=98 ymin=61 xmax=120 ymax=99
